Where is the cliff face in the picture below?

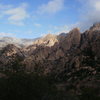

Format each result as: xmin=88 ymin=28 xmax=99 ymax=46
xmin=0 ymin=24 xmax=100 ymax=86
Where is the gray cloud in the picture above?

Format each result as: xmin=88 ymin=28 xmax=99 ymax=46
xmin=77 ymin=0 xmax=100 ymax=31
xmin=0 ymin=32 xmax=16 ymax=37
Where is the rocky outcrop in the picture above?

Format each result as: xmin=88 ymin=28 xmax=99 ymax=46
xmin=33 ymin=34 xmax=58 ymax=47
xmin=0 ymin=44 xmax=25 ymax=71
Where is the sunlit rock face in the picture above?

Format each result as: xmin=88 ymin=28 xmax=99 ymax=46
xmin=33 ymin=34 xmax=58 ymax=47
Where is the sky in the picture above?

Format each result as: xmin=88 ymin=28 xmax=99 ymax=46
xmin=0 ymin=0 xmax=100 ymax=39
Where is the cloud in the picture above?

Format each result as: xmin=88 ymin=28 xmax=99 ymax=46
xmin=0 ymin=32 xmax=16 ymax=37
xmin=25 ymin=30 xmax=33 ymax=35
xmin=53 ymin=25 xmax=70 ymax=33
xmin=9 ymin=21 xmax=24 ymax=26
xmin=92 ymin=1 xmax=100 ymax=11
xmin=43 ymin=25 xmax=71 ymax=35
xmin=1 ymin=3 xmax=29 ymax=26
xmin=76 ymin=0 xmax=100 ymax=31
xmin=37 ymin=0 xmax=64 ymax=15
xmin=34 ymin=23 xmax=41 ymax=27
xmin=0 ymin=4 xmax=13 ymax=18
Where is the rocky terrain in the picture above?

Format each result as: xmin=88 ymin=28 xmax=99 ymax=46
xmin=0 ymin=24 xmax=100 ymax=99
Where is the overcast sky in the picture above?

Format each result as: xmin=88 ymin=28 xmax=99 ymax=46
xmin=0 ymin=0 xmax=100 ymax=38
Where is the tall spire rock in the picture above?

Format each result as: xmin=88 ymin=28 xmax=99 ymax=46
xmin=60 ymin=28 xmax=81 ymax=51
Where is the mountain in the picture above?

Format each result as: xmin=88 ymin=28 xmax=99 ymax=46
xmin=0 ymin=34 xmax=59 ymax=51
xmin=0 ymin=24 xmax=100 ymax=97
xmin=0 ymin=24 xmax=100 ymax=71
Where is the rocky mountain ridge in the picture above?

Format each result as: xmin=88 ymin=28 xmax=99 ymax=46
xmin=0 ymin=24 xmax=100 ymax=90
xmin=0 ymin=33 xmax=60 ymax=50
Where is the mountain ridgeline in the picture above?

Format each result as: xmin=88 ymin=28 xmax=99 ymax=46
xmin=0 ymin=24 xmax=100 ymax=100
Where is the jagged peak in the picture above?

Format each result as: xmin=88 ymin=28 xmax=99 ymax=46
xmin=42 ymin=33 xmax=56 ymax=39
xmin=68 ymin=28 xmax=81 ymax=37
xmin=90 ymin=23 xmax=100 ymax=31
xmin=69 ymin=28 xmax=80 ymax=33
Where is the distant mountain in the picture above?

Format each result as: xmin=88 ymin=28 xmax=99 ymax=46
xmin=0 ymin=37 xmax=36 ymax=49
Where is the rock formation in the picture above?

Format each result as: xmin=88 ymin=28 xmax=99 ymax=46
xmin=0 ymin=24 xmax=100 ymax=89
